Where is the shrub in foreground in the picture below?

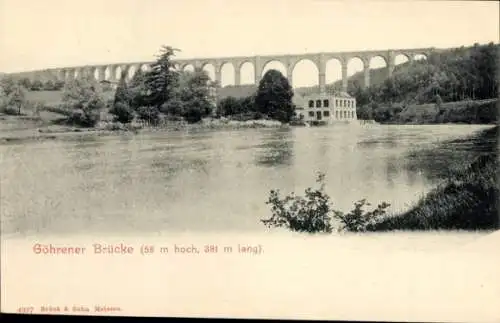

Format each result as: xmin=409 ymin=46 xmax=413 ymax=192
xmin=262 ymin=173 xmax=391 ymax=233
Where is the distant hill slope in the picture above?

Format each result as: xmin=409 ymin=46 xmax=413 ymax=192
xmin=355 ymin=43 xmax=499 ymax=108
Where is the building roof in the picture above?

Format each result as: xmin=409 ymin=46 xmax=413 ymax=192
xmin=292 ymin=94 xmax=306 ymax=107
xmin=300 ymin=91 xmax=354 ymax=99
xmin=335 ymin=91 xmax=354 ymax=98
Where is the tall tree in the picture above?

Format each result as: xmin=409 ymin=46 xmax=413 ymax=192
xmin=178 ymin=68 xmax=214 ymax=123
xmin=0 ymin=76 xmax=27 ymax=115
xmin=255 ymin=69 xmax=295 ymax=123
xmin=110 ymin=71 xmax=135 ymax=123
xmin=128 ymin=69 xmax=148 ymax=109
xmin=9 ymin=84 xmax=26 ymax=115
xmin=144 ymin=45 xmax=180 ymax=109
xmin=114 ymin=71 xmax=129 ymax=105
xmin=61 ymin=76 xmax=105 ymax=127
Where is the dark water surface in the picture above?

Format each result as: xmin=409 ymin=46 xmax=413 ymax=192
xmin=0 ymin=124 xmax=493 ymax=236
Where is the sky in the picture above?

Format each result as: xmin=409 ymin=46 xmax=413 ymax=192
xmin=0 ymin=0 xmax=498 ymax=86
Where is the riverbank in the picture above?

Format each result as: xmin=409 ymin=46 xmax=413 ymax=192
xmin=369 ymin=98 xmax=498 ymax=125
xmin=367 ymin=125 xmax=499 ymax=231
xmin=0 ymin=114 xmax=287 ymax=144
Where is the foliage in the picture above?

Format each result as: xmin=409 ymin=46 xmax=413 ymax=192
xmin=43 ymin=80 xmax=55 ymax=91
xmin=114 ymin=71 xmax=129 ymax=106
xmin=262 ymin=173 xmax=391 ymax=233
xmin=366 ymin=126 xmax=499 ymax=231
xmin=262 ymin=173 xmax=333 ymax=233
xmin=127 ymin=69 xmax=148 ymax=109
xmin=109 ymin=101 xmax=135 ymax=124
xmin=19 ymin=77 xmax=32 ymax=89
xmin=144 ymin=45 xmax=180 ymax=110
xmin=334 ymin=199 xmax=391 ymax=232
xmin=348 ymin=43 xmax=499 ymax=123
xmin=136 ymin=106 xmax=160 ymax=125
xmin=217 ymin=95 xmax=256 ymax=117
xmin=0 ymin=76 xmax=28 ymax=115
xmin=30 ymin=79 xmax=44 ymax=91
xmin=177 ymin=68 xmax=214 ymax=123
xmin=255 ymin=69 xmax=295 ymax=123
xmin=61 ymin=76 xmax=105 ymax=127
xmin=108 ymin=71 xmax=135 ymax=123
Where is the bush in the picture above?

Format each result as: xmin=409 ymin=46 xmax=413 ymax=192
xmin=43 ymin=104 xmax=73 ymax=117
xmin=136 ymin=106 xmax=160 ymax=125
xmin=109 ymin=101 xmax=135 ymax=124
xmin=334 ymin=199 xmax=391 ymax=232
xmin=229 ymin=112 xmax=261 ymax=122
xmin=61 ymin=77 xmax=105 ymax=127
xmin=67 ymin=108 xmax=100 ymax=127
xmin=0 ymin=105 xmax=20 ymax=115
xmin=183 ymin=106 xmax=204 ymax=123
xmin=30 ymin=80 xmax=43 ymax=91
xmin=262 ymin=172 xmax=391 ymax=233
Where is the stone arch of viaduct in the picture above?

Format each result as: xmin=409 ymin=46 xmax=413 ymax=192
xmin=11 ymin=47 xmax=437 ymax=93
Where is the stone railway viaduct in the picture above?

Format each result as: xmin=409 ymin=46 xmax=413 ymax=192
xmin=8 ymin=47 xmax=438 ymax=92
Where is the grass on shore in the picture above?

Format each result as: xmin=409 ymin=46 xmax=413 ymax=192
xmin=367 ymin=126 xmax=499 ymax=231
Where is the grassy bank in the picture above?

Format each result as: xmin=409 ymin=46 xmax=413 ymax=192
xmin=366 ymin=98 xmax=499 ymax=125
xmin=0 ymin=113 xmax=285 ymax=144
xmin=367 ymin=125 xmax=499 ymax=231
xmin=261 ymin=125 xmax=498 ymax=234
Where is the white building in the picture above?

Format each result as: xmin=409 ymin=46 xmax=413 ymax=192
xmin=295 ymin=91 xmax=357 ymax=125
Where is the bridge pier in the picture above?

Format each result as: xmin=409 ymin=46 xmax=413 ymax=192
xmin=387 ymin=51 xmax=396 ymax=78
xmin=234 ymin=68 xmax=241 ymax=86
xmin=215 ymin=68 xmax=222 ymax=88
xmin=341 ymin=64 xmax=348 ymax=92
xmin=254 ymin=56 xmax=262 ymax=85
xmin=319 ymin=73 xmax=326 ymax=94
xmin=364 ymin=67 xmax=370 ymax=88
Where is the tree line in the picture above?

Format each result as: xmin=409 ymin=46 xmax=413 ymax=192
xmin=1 ymin=45 xmax=297 ymax=126
xmin=17 ymin=78 xmax=66 ymax=91
xmin=348 ymin=42 xmax=499 ymax=121
xmin=216 ymin=69 xmax=296 ymax=123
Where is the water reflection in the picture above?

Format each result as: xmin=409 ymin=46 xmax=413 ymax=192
xmin=0 ymin=124 xmax=492 ymax=236
xmin=255 ymin=128 xmax=294 ymax=167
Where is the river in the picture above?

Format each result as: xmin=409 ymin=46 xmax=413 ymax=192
xmin=0 ymin=124 xmax=493 ymax=237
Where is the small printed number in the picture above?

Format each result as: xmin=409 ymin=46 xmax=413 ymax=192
xmin=18 ymin=307 xmax=34 ymax=314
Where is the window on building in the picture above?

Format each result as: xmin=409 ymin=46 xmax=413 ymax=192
xmin=344 ymin=111 xmax=347 ymax=118
xmin=316 ymin=100 xmax=322 ymax=108
xmin=308 ymin=111 xmax=314 ymax=117
xmin=323 ymin=110 xmax=330 ymax=117
xmin=323 ymin=99 xmax=329 ymax=107
xmin=308 ymin=100 xmax=314 ymax=108
xmin=347 ymin=101 xmax=351 ymax=108
xmin=335 ymin=99 xmax=339 ymax=106
xmin=335 ymin=111 xmax=339 ymax=118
